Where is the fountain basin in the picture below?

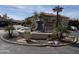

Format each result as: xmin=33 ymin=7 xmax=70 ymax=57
xmin=30 ymin=32 xmax=52 ymax=39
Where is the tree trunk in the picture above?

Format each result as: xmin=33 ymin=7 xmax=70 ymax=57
xmin=56 ymin=12 xmax=59 ymax=27
xmin=56 ymin=12 xmax=59 ymax=39
xmin=59 ymin=32 xmax=63 ymax=41
xmin=8 ymin=30 xmax=12 ymax=38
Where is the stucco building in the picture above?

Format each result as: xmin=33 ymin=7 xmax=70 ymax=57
xmin=25 ymin=12 xmax=69 ymax=32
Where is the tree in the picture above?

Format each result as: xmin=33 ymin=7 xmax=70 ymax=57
xmin=53 ymin=6 xmax=64 ymax=38
xmin=33 ymin=12 xmax=39 ymax=21
xmin=5 ymin=21 xmax=15 ymax=38
xmin=40 ymin=12 xmax=45 ymax=19
xmin=68 ymin=20 xmax=79 ymax=30
xmin=26 ymin=20 xmax=32 ymax=27
xmin=53 ymin=5 xmax=63 ymax=27
xmin=55 ymin=22 xmax=70 ymax=40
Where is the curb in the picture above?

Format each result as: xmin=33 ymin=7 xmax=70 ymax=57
xmin=0 ymin=33 xmax=78 ymax=47
xmin=0 ymin=33 xmax=47 ymax=47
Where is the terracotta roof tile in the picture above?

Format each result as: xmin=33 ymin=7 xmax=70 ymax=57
xmin=40 ymin=12 xmax=69 ymax=19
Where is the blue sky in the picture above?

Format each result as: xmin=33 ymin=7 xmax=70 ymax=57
xmin=0 ymin=5 xmax=79 ymax=20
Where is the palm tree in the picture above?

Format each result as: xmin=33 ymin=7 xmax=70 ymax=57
xmin=53 ymin=6 xmax=64 ymax=38
xmin=5 ymin=23 xmax=15 ymax=38
xmin=55 ymin=22 xmax=70 ymax=40
xmin=53 ymin=5 xmax=63 ymax=27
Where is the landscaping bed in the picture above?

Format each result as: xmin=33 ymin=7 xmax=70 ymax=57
xmin=0 ymin=33 xmax=78 ymax=47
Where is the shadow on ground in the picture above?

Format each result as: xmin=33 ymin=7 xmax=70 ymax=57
xmin=69 ymin=42 xmax=79 ymax=48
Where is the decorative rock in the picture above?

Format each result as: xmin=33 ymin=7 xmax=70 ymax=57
xmin=31 ymin=40 xmax=38 ymax=43
xmin=47 ymin=41 xmax=53 ymax=44
xmin=17 ymin=38 xmax=27 ymax=43
xmin=53 ymin=41 xmax=59 ymax=45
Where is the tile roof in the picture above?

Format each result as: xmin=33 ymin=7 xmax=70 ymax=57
xmin=40 ymin=12 xmax=69 ymax=19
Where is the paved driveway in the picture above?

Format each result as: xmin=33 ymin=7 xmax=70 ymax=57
xmin=0 ymin=30 xmax=79 ymax=54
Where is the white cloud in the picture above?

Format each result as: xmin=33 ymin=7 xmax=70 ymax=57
xmin=12 ymin=5 xmax=27 ymax=9
xmin=9 ymin=5 xmax=53 ymax=13
xmin=8 ymin=14 xmax=24 ymax=20
xmin=3 ymin=5 xmax=79 ymax=20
